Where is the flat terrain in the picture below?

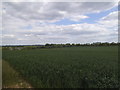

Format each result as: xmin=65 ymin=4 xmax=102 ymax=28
xmin=2 ymin=46 xmax=118 ymax=88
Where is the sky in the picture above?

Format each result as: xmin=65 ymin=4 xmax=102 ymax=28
xmin=2 ymin=2 xmax=119 ymax=45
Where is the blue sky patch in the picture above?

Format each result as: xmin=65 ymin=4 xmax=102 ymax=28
xmin=51 ymin=6 xmax=118 ymax=25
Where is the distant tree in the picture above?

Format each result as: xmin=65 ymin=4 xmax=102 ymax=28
xmin=76 ymin=44 xmax=81 ymax=46
xmin=66 ymin=43 xmax=71 ymax=47
xmin=72 ymin=43 xmax=75 ymax=46
xmin=45 ymin=43 xmax=50 ymax=46
xmin=110 ymin=42 xmax=116 ymax=46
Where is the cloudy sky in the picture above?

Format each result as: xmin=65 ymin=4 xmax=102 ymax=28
xmin=2 ymin=2 xmax=119 ymax=45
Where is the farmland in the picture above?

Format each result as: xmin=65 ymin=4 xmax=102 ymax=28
xmin=2 ymin=46 xmax=118 ymax=88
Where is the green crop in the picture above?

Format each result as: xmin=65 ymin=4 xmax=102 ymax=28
xmin=2 ymin=46 xmax=118 ymax=88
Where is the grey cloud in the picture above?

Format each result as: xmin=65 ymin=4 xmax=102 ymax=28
xmin=3 ymin=2 xmax=64 ymax=21
xmin=80 ymin=2 xmax=115 ymax=12
xmin=3 ymin=2 xmax=116 ymax=22
xmin=45 ymin=36 xmax=69 ymax=40
xmin=62 ymin=29 xmax=99 ymax=35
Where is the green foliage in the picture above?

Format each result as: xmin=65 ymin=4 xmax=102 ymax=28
xmin=2 ymin=46 xmax=118 ymax=88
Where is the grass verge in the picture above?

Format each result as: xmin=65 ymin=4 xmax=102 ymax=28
xmin=2 ymin=60 xmax=32 ymax=88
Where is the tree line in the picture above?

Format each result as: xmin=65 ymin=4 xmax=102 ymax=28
xmin=45 ymin=42 xmax=119 ymax=48
xmin=2 ymin=42 xmax=119 ymax=50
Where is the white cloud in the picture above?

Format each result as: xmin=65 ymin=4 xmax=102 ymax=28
xmin=3 ymin=34 xmax=15 ymax=37
xmin=68 ymin=15 xmax=89 ymax=22
xmin=2 ymin=2 xmax=118 ymax=45
xmin=98 ymin=11 xmax=118 ymax=29
xmin=102 ymin=11 xmax=118 ymax=20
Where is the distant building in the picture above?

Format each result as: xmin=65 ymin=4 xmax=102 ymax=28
xmin=9 ymin=47 xmax=24 ymax=50
xmin=9 ymin=47 xmax=13 ymax=51
xmin=15 ymin=47 xmax=24 ymax=50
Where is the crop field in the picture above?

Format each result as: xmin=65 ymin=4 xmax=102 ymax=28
xmin=2 ymin=46 xmax=118 ymax=88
